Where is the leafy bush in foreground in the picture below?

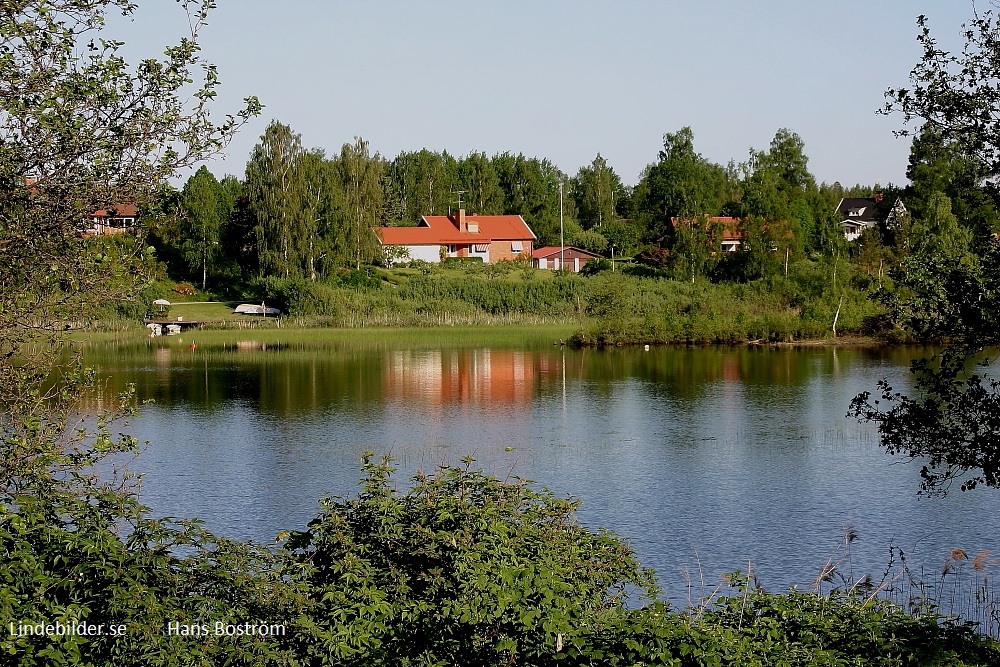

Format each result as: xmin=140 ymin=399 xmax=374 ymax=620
xmin=4 ymin=450 xmax=999 ymax=666
xmin=281 ymin=454 xmax=658 ymax=666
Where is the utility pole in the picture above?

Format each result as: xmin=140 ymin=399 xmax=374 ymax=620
xmin=559 ymin=182 xmax=565 ymax=271
xmin=201 ymin=219 xmax=206 ymax=291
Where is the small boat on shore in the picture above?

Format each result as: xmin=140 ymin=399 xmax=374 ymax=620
xmin=234 ymin=303 xmax=281 ymax=316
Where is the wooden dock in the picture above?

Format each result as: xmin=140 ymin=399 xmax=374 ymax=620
xmin=143 ymin=319 xmax=206 ymax=329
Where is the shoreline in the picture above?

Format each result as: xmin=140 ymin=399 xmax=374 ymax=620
xmin=70 ymin=323 xmax=900 ymax=350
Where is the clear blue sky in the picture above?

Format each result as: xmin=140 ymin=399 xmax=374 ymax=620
xmin=116 ymin=1 xmax=979 ymax=188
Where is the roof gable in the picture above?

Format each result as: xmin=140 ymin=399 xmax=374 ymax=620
xmin=380 ymin=211 xmax=536 ymax=245
xmin=532 ymin=245 xmax=602 ymax=259
xmin=835 ymin=198 xmax=880 ymax=223
xmin=670 ymin=216 xmax=744 ymax=242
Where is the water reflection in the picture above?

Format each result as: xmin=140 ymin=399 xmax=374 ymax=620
xmin=77 ymin=339 xmax=998 ymax=610
xmin=385 ymin=349 xmax=538 ymax=406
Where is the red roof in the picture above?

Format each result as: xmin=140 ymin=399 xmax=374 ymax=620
xmin=532 ymin=246 xmax=601 ymax=259
xmin=92 ymin=203 xmax=138 ymax=217
xmin=378 ymin=211 xmax=535 ymax=245
xmin=670 ymin=216 xmax=742 ymax=241
xmin=669 ymin=216 xmax=793 ymax=244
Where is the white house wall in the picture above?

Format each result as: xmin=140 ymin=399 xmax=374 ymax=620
xmin=402 ymin=244 xmax=441 ymax=262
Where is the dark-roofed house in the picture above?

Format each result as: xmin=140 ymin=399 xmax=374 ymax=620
xmin=836 ymin=195 xmax=908 ymax=241
xmin=532 ymin=246 xmax=602 ymax=272
xmin=377 ymin=209 xmax=535 ymax=264
xmin=836 ymin=197 xmax=881 ymax=241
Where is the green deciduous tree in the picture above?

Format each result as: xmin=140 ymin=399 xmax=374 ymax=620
xmin=336 ymin=137 xmax=385 ymax=269
xmin=739 ymin=129 xmax=816 ymax=255
xmin=905 ymin=126 xmax=1000 ymax=240
xmin=884 ymin=11 xmax=1000 ymax=176
xmin=671 ymin=214 xmax=721 ymax=283
xmin=571 ymin=153 xmax=624 ymax=229
xmin=297 ymin=150 xmax=340 ymax=280
xmin=568 ymin=228 xmax=608 ymax=255
xmin=458 ymin=151 xmax=503 ymax=214
xmin=599 ymin=219 xmax=644 ymax=257
xmin=909 ymin=192 xmax=975 ymax=264
xmin=385 ymin=149 xmax=458 ymax=224
xmin=493 ymin=153 xmax=570 ymax=248
xmin=180 ymin=165 xmax=226 ymax=290
xmin=849 ymin=240 xmax=1000 ymax=493
xmin=853 ymin=8 xmax=1000 ymax=494
xmin=245 ymin=120 xmax=305 ymax=279
xmin=638 ymin=127 xmax=727 ymax=244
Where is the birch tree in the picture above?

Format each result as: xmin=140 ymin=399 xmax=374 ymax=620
xmin=336 ymin=137 xmax=384 ymax=269
xmin=180 ymin=166 xmax=226 ymax=290
xmin=245 ymin=120 xmax=305 ymax=279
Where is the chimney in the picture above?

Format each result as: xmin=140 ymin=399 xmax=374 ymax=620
xmin=456 ymin=208 xmax=467 ymax=232
xmin=874 ymin=192 xmax=884 ymax=203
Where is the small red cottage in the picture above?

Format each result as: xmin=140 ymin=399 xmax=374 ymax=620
xmin=531 ymin=246 xmax=602 ymax=272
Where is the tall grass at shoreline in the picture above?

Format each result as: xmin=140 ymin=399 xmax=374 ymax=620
xmin=70 ymin=323 xmax=581 ymax=350
xmin=85 ymin=259 xmax=888 ymax=346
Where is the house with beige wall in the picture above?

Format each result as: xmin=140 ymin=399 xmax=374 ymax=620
xmin=378 ymin=209 xmax=535 ymax=264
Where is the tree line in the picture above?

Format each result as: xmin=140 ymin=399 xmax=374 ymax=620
xmin=154 ymin=111 xmax=1000 ymax=294
xmin=5 ymin=2 xmax=1000 ymax=665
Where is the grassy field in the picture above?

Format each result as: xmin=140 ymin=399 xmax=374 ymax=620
xmin=73 ymin=323 xmax=581 ymax=349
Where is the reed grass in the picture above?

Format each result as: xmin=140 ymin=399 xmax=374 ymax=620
xmin=808 ymin=529 xmax=1000 ymax=638
xmin=70 ymin=324 xmax=579 ymax=351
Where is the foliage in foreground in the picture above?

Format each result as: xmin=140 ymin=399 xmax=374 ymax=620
xmin=4 ymin=454 xmax=999 ymax=666
xmin=850 ymin=239 xmax=1000 ymax=494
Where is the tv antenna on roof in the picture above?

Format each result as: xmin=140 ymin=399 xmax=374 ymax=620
xmin=450 ymin=190 xmax=466 ymax=215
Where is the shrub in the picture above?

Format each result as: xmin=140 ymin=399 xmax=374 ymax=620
xmin=634 ymin=247 xmax=672 ymax=270
xmin=580 ymin=258 xmax=612 ymax=276
xmin=442 ymin=256 xmax=484 ymax=266
xmin=281 ymin=455 xmax=658 ymax=666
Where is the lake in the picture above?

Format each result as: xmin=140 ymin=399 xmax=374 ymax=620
xmin=78 ymin=331 xmax=1000 ymax=618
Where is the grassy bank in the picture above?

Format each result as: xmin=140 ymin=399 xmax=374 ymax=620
xmin=89 ymin=258 xmax=893 ymax=347
xmin=244 ymin=259 xmax=888 ymax=345
xmin=72 ymin=323 xmax=580 ymax=350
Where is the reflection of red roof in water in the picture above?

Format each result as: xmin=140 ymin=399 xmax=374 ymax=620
xmin=722 ymin=356 xmax=740 ymax=382
xmin=384 ymin=349 xmax=536 ymax=406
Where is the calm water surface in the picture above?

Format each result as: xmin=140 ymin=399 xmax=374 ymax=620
xmin=81 ymin=335 xmax=1000 ymax=607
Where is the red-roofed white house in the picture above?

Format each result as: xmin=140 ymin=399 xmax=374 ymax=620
xmin=378 ymin=209 xmax=535 ymax=264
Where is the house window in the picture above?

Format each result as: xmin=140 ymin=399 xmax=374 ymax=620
xmin=511 ymin=241 xmax=523 ymax=252
xmin=473 ymin=244 xmax=489 ymax=253
xmin=445 ymin=244 xmax=456 ymax=254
